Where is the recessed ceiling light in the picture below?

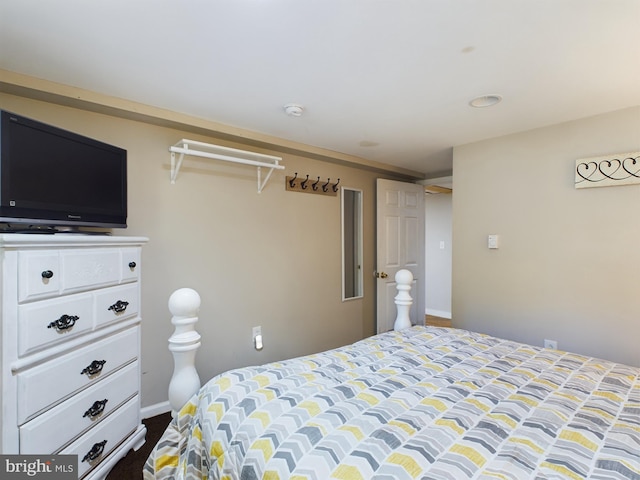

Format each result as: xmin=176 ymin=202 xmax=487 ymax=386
xmin=469 ymin=94 xmax=502 ymax=108
xmin=283 ymin=103 xmax=304 ymax=117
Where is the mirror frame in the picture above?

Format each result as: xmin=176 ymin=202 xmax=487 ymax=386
xmin=341 ymin=187 xmax=363 ymax=301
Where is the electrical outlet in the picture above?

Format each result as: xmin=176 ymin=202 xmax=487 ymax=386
xmin=253 ymin=326 xmax=263 ymax=350
xmin=544 ymin=339 xmax=558 ymax=350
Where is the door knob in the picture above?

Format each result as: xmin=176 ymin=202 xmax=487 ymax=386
xmin=375 ymin=271 xmax=389 ymax=279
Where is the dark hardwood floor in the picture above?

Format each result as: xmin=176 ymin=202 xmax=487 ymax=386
xmin=106 ymin=412 xmax=172 ymax=479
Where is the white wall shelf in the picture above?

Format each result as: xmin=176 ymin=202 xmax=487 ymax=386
xmin=169 ymin=139 xmax=285 ymax=193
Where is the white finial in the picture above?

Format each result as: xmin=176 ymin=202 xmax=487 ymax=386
xmin=393 ymin=269 xmax=413 ymax=330
xmin=168 ymin=288 xmax=202 ymax=416
xmin=168 ymin=288 xmax=201 ymax=318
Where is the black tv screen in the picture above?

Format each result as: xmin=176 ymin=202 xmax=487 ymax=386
xmin=0 ymin=110 xmax=127 ymax=230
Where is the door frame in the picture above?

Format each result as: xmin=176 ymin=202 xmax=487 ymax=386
xmin=375 ymin=178 xmax=425 ymax=333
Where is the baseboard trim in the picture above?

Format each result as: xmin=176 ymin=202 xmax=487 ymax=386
xmin=425 ymin=309 xmax=452 ymax=319
xmin=141 ymin=401 xmax=171 ymax=419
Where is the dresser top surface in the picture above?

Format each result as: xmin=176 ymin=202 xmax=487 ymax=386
xmin=0 ymin=234 xmax=148 ymax=248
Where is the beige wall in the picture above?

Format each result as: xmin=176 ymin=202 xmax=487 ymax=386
xmin=453 ymin=106 xmax=640 ymax=367
xmin=0 ymin=92 xmax=408 ymax=409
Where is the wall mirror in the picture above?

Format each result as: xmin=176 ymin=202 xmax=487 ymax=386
xmin=342 ymin=187 xmax=363 ymax=300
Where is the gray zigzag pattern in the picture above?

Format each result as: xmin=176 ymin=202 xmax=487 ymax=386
xmin=144 ymin=326 xmax=640 ymax=480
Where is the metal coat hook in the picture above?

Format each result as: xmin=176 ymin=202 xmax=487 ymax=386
xmin=289 ymin=172 xmax=298 ymax=188
xmin=285 ymin=173 xmax=338 ymax=196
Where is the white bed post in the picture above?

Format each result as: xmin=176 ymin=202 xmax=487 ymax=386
xmin=393 ymin=269 xmax=413 ymax=330
xmin=168 ymin=288 xmax=202 ymax=417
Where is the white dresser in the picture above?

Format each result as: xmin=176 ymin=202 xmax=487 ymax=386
xmin=0 ymin=234 xmax=148 ymax=479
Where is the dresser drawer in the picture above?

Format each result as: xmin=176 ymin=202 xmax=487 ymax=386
xmin=61 ymin=249 xmax=121 ymax=294
xmin=18 ymin=292 xmax=94 ymax=357
xmin=95 ymin=283 xmax=139 ymax=329
xmin=20 ymin=362 xmax=139 ymax=454
xmin=120 ymin=247 xmax=141 ymax=283
xmin=18 ymin=251 xmax=61 ymax=302
xmin=17 ymin=327 xmax=139 ymax=424
xmin=18 ymin=247 xmax=142 ymax=303
xmin=61 ymin=396 xmax=139 ymax=479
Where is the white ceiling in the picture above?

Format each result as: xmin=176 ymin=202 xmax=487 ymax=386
xmin=1 ymin=1 xmax=639 ymax=177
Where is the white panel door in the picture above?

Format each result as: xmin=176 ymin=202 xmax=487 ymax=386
xmin=376 ymin=179 xmax=425 ymax=333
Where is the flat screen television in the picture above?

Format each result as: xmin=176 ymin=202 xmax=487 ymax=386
xmin=0 ymin=110 xmax=127 ymax=232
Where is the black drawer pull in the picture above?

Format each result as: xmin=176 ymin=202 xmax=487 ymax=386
xmin=108 ymin=300 xmax=129 ymax=314
xmin=81 ymin=360 xmax=106 ymax=376
xmin=83 ymin=399 xmax=108 ymax=418
xmin=47 ymin=314 xmax=79 ymax=331
xmin=82 ymin=440 xmax=107 ymax=462
xmin=41 ymin=270 xmax=54 ymax=279
xmin=128 ymin=261 xmax=137 ymax=269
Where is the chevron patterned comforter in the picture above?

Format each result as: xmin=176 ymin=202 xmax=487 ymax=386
xmin=144 ymin=326 xmax=640 ymax=480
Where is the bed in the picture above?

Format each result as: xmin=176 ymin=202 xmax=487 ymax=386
xmin=144 ymin=272 xmax=640 ymax=480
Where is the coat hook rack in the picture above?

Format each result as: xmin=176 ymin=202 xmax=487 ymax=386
xmin=285 ymin=174 xmax=339 ymax=197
